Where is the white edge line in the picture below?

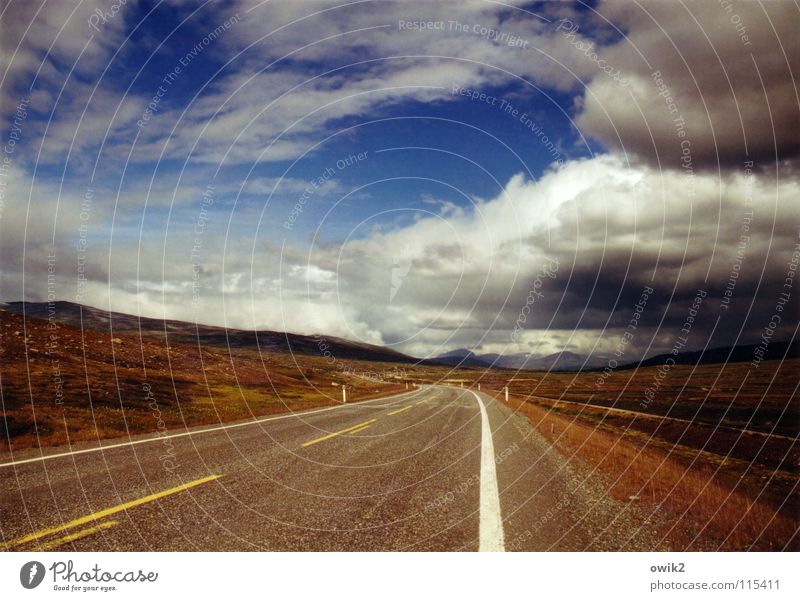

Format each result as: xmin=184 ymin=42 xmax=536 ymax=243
xmin=471 ymin=390 xmax=505 ymax=552
xmin=0 ymin=387 xmax=427 ymax=468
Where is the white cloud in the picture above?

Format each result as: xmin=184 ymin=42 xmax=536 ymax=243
xmin=8 ymin=155 xmax=790 ymax=358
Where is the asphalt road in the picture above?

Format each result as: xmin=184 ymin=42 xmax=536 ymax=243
xmin=0 ymin=385 xmax=659 ymax=551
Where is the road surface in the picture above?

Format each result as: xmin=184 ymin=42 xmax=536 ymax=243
xmin=0 ymin=386 xmax=661 ymax=551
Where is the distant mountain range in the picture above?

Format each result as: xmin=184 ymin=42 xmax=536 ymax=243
xmin=4 ymin=301 xmax=797 ymax=371
xmin=434 ymin=341 xmax=799 ymax=372
xmin=430 ymin=348 xmax=493 ymax=368
xmin=431 ymin=348 xmax=608 ymax=371
xmin=621 ymin=340 xmax=799 ymax=369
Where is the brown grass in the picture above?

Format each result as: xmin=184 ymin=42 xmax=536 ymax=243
xmin=3 ymin=307 xmax=798 ymax=550
xmin=0 ymin=308 xmax=409 ymax=453
xmin=503 ymin=394 xmax=799 ymax=551
xmin=487 ymin=359 xmax=800 ymax=436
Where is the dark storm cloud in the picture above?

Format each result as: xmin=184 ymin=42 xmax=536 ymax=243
xmin=576 ymin=0 xmax=800 ymax=170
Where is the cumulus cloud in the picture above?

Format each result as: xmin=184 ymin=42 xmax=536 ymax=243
xmin=299 ymin=154 xmax=798 ymax=356
xmin=7 ymin=154 xmax=796 ymax=359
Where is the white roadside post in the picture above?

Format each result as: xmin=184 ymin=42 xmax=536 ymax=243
xmin=342 ymin=384 xmax=347 ymax=403
xmin=504 ymin=386 xmax=509 ymax=402
xmin=460 ymin=382 xmax=463 ymax=388
xmin=478 ymin=383 xmax=481 ymax=391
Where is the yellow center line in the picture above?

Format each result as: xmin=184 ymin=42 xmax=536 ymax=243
xmin=347 ymin=424 xmax=372 ymax=434
xmin=301 ymin=419 xmax=378 ymax=447
xmin=34 ymin=520 xmax=120 ymax=551
xmin=388 ymin=405 xmax=414 ymax=416
xmin=3 ymin=474 xmax=221 ymax=549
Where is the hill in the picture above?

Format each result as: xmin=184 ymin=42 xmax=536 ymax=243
xmin=2 ymin=301 xmax=421 ymax=365
xmin=623 ymin=340 xmax=799 ymax=369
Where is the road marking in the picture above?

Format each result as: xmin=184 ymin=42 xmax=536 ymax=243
xmin=3 ymin=475 xmax=220 ymax=549
xmin=0 ymin=388 xmax=426 ymax=468
xmin=301 ymin=419 xmax=377 ymax=448
xmin=347 ymin=424 xmax=372 ymax=434
xmin=35 ymin=520 xmax=119 ymax=551
xmin=470 ymin=390 xmax=505 ymax=552
xmin=388 ymin=405 xmax=414 ymax=416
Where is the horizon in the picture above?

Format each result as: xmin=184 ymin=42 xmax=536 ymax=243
xmin=3 ymin=298 xmax=796 ymax=366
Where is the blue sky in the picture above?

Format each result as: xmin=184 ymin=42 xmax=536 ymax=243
xmin=1 ymin=0 xmax=798 ymax=359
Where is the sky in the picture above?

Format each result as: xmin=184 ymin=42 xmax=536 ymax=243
xmin=0 ymin=0 xmax=798 ymax=361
